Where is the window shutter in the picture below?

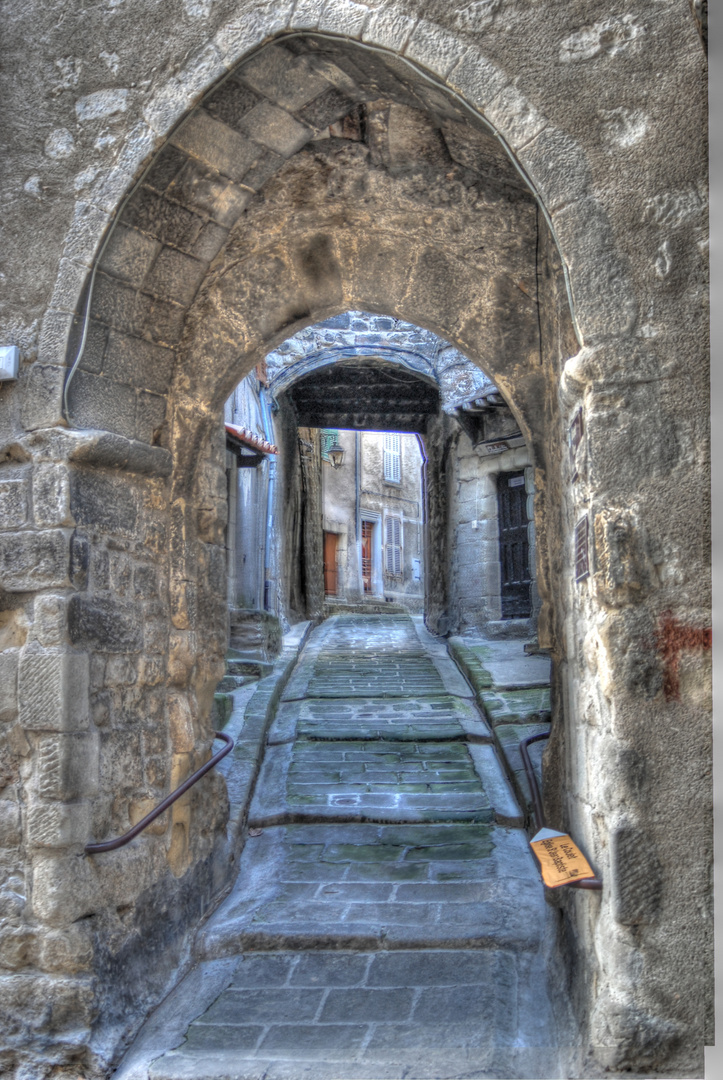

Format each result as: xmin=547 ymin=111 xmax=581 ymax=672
xmin=385 ymin=517 xmax=394 ymax=572
xmin=385 ymin=516 xmax=402 ymax=576
xmin=383 ymin=433 xmax=401 ymax=482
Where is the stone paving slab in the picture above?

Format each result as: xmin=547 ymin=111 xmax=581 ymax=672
xmin=481 ymin=687 xmax=551 ymax=727
xmin=477 ymin=646 xmax=550 ymax=690
xmin=249 ymin=740 xmax=495 ymax=825
xmin=197 ymin=824 xmax=545 ymax=958
xmin=149 ymin=949 xmax=563 ymax=1080
xmin=306 ymin=654 xmax=446 ymax=698
xmin=282 ymin=614 xmax=464 ymax=701
xmin=449 ymin=637 xmax=551 ymax=691
xmin=150 ymin=1049 xmax=564 ymax=1079
xmin=120 ymin=616 xmax=568 ymax=1080
xmin=297 ymin=695 xmax=491 ymax=741
xmin=269 ymin=696 xmax=492 ymax=744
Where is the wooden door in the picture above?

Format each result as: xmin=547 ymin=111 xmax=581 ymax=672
xmin=497 ymin=472 xmax=532 ymax=618
xmin=361 ymin=521 xmax=373 ymax=593
xmin=323 ymin=531 xmax=339 ymax=596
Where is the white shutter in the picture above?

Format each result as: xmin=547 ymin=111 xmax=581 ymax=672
xmin=385 ymin=516 xmax=394 ymax=572
xmin=385 ymin=516 xmax=402 ymax=576
xmin=383 ymin=433 xmax=401 ymax=482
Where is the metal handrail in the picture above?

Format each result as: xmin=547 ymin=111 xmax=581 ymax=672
xmin=520 ymin=730 xmax=602 ymax=891
xmin=84 ymin=731 xmax=234 ymax=854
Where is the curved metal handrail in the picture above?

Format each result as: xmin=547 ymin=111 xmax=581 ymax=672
xmin=85 ymin=731 xmax=234 ymax=855
xmin=520 ymin=730 xmax=602 ymax=891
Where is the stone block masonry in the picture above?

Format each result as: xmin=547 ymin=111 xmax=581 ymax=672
xmin=0 ymin=12 xmax=711 ymax=1079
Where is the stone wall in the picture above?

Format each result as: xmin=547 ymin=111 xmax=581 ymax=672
xmin=0 ymin=8 xmax=711 ymax=1078
xmin=446 ymin=432 xmax=537 ymax=633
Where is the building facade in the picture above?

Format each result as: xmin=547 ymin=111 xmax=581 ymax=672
xmin=320 ymin=428 xmax=425 ymax=608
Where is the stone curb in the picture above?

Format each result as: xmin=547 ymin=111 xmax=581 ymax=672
xmin=447 ymin=638 xmax=494 ymax=697
xmin=221 ymin=623 xmax=313 ymax=859
xmin=447 ymin=638 xmax=550 ymax=822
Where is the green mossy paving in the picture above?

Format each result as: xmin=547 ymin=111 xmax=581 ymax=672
xmin=481 ymin=687 xmax=551 ymax=726
xmin=296 ymin=695 xmax=479 ymax=741
xmin=278 ymin=615 xmax=501 ymax=822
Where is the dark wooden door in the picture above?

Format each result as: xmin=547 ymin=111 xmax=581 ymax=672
xmin=323 ymin=531 xmax=339 ymax=596
xmin=497 ymin=471 xmax=532 ymax=618
xmin=361 ymin=522 xmax=373 ymax=593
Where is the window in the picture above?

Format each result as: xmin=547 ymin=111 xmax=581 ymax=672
xmin=385 ymin=515 xmax=402 ymax=576
xmin=383 ymin=433 xmax=401 ymax=483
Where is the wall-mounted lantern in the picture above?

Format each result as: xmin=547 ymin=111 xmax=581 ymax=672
xmin=328 ymin=440 xmax=345 ymax=469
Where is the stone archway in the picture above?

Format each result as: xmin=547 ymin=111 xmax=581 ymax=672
xmin=0 ymin=15 xmax=711 ymax=1080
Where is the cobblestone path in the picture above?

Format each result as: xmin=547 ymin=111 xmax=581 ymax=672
xmin=124 ymin=616 xmax=569 ymax=1080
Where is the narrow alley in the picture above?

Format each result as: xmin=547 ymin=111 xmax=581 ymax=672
xmin=117 ymin=615 xmax=568 ymax=1080
xmin=1 ymin=17 xmax=711 ymax=1079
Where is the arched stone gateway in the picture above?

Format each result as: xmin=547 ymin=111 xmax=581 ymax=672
xmin=0 ymin=8 xmax=710 ymax=1079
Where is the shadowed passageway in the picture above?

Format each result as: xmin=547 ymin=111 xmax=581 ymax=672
xmin=120 ymin=615 xmax=568 ymax=1080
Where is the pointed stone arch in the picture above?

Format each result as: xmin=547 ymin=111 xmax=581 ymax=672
xmin=2 ymin=12 xmax=710 ymax=1079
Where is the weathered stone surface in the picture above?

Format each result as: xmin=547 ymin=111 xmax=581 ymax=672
xmin=66 ymin=370 xmax=138 ymax=439
xmin=611 ymin=824 xmax=664 ymax=926
xmin=0 ymin=651 xmax=19 ymax=721
xmin=27 ymin=800 xmax=91 ymax=848
xmin=0 ymin=801 xmax=22 ymax=847
xmin=169 ymin=111 xmax=259 ymax=182
xmin=68 ymin=595 xmax=143 ymax=653
xmin=18 ymin=646 xmax=89 ymax=731
xmin=68 ymin=430 xmax=173 ymax=476
xmin=0 ymin=972 xmax=95 ymax=1043
xmin=32 ymin=462 xmax=72 ymax=527
xmin=0 ymin=528 xmax=71 ymax=591
xmin=69 ymin=468 xmax=139 ymax=533
xmin=99 ymin=225 xmax=162 ymax=288
xmin=167 ymin=691 xmax=196 ymax=753
xmin=0 ymin=477 xmax=29 ymax=528
xmin=34 ymin=731 xmax=99 ymax=800
xmin=19 ymin=363 xmax=66 ymax=429
xmin=0 ymin=15 xmax=711 ymax=1080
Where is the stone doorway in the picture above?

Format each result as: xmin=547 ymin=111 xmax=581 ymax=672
xmin=0 ymin=19 xmax=710 ymax=1080
xmin=323 ymin=531 xmax=339 ymax=596
xmin=497 ymin=471 xmax=532 ymax=620
xmin=361 ymin=521 xmax=373 ymax=594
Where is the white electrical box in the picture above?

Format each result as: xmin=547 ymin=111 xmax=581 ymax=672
xmin=0 ymin=346 xmax=20 ymax=381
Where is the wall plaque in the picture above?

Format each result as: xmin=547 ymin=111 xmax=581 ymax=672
xmin=574 ymin=515 xmax=590 ymax=581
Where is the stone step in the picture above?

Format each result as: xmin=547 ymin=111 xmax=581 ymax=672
xmin=196 ymin=823 xmax=544 ymax=960
xmin=227 ymin=658 xmax=274 ymax=678
xmin=248 ymin=741 xmax=497 ymax=826
xmin=149 ymin=950 xmax=561 ymax=1080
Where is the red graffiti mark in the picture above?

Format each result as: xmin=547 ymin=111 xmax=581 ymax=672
xmin=656 ymin=612 xmax=712 ymax=701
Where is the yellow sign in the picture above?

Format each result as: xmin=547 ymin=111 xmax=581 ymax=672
xmin=530 ymin=828 xmax=596 ymax=888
